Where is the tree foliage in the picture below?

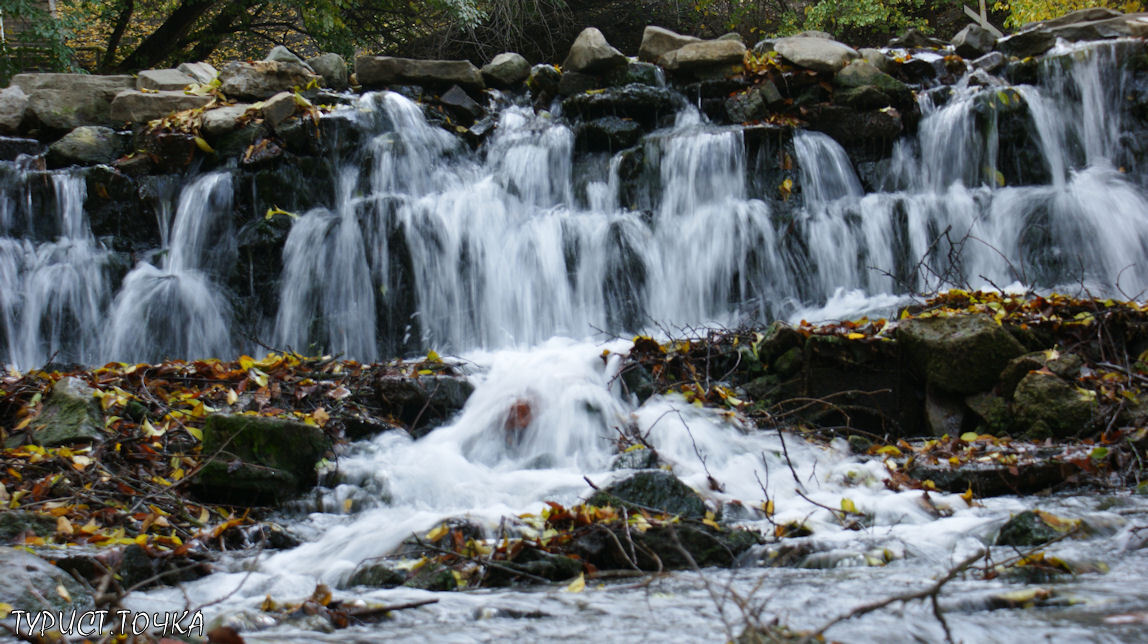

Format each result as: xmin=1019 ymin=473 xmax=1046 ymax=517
xmin=993 ymin=0 xmax=1145 ymax=28
xmin=0 ymin=0 xmax=78 ymax=83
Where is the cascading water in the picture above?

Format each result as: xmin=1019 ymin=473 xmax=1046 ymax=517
xmin=104 ymin=172 xmax=235 ymax=364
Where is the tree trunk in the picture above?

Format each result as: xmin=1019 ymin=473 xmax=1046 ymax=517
xmin=114 ymin=0 xmax=219 ymax=72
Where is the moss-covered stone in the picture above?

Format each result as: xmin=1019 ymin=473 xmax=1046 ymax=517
xmin=192 ymin=414 xmax=331 ymax=505
xmin=996 ymin=510 xmax=1082 ymax=547
xmin=1000 ymin=350 xmax=1083 ymax=398
xmin=587 ymin=470 xmax=707 ymax=519
xmin=610 ymin=446 xmax=661 ymax=470
xmin=31 ymin=377 xmax=105 ymax=446
xmin=1013 ymin=371 xmax=1098 ymax=438
xmin=898 ymin=314 xmax=1026 ymax=394
xmin=0 ymin=510 xmax=57 ymax=543
xmin=346 ymin=562 xmax=407 ymax=588
xmin=404 ymin=561 xmax=459 ymax=591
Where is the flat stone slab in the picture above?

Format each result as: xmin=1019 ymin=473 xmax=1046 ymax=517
xmin=355 ymin=56 xmax=484 ymax=89
xmin=110 ymin=90 xmax=212 ymax=124
xmin=137 ymin=68 xmax=197 ymax=91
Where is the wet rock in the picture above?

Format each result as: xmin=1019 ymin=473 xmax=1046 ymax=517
xmin=192 ymin=414 xmax=332 ymax=505
xmin=109 ymin=90 xmax=212 ymax=124
xmin=375 ymin=375 xmax=475 ymax=437
xmin=898 ymin=314 xmax=1026 ymax=394
xmin=137 ymin=68 xmax=196 ymax=91
xmin=202 ymin=104 xmax=253 ymax=137
xmin=0 ymin=136 xmax=43 ymax=161
xmin=0 ymin=511 xmax=57 ymax=543
xmin=265 ymin=45 xmax=312 ymax=70
xmin=775 ymin=36 xmax=859 ymax=73
xmin=355 ymin=56 xmax=484 ymax=90
xmin=30 ymin=376 xmax=105 ymax=445
xmin=639 ymin=25 xmax=702 ymax=63
xmin=612 ymin=61 xmax=664 ymax=87
xmin=481 ymin=52 xmax=530 ymax=88
xmin=219 ymin=61 xmax=321 ymax=100
xmin=996 ymin=510 xmax=1082 ymax=546
xmin=925 ymin=385 xmax=966 ymax=436
xmin=833 ymin=59 xmax=912 ymax=110
xmin=346 ymin=562 xmax=406 ymax=588
xmin=965 ymin=391 xmax=1013 ymax=433
xmin=11 ymin=73 xmax=136 ymax=130
xmin=527 ymin=63 xmax=562 ymax=96
xmin=587 ymin=470 xmax=707 ymax=519
xmin=725 ymin=83 xmax=783 ymax=123
xmin=561 ymin=84 xmax=679 ymax=128
xmin=0 ymin=547 xmax=95 ymax=615
xmin=178 ymin=61 xmax=218 ymax=84
xmin=997 ymin=11 xmax=1148 ymax=58
xmin=802 ymin=104 xmax=903 ymax=147
xmin=575 ymin=116 xmax=643 ymax=152
xmin=307 ymin=53 xmax=349 ymax=91
xmin=658 ymin=39 xmax=746 ymax=73
xmin=1013 ymin=371 xmax=1097 ymax=439
xmin=972 ymin=51 xmax=1007 ymax=73
xmin=557 ymin=71 xmax=601 ymax=96
xmin=439 ymin=85 xmax=485 ymax=124
xmin=952 ymin=24 xmax=997 ymax=59
xmin=0 ymin=86 xmax=30 ymax=134
xmin=261 ymin=91 xmax=300 ymax=130
xmin=562 ymin=27 xmax=627 ymax=74
xmin=907 ymin=451 xmax=1067 ymax=496
xmin=887 ymin=28 xmax=947 ymax=49
xmin=404 ymin=561 xmax=459 ymax=590
xmin=610 ymin=446 xmax=661 ymax=470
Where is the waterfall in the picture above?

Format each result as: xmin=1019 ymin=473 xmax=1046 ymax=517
xmin=103 ymin=172 xmax=234 ymax=364
xmin=2 ymin=41 xmax=1148 ymax=366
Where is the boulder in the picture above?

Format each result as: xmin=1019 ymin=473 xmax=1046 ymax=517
xmin=0 ymin=548 xmax=95 ymax=615
xmin=557 ymin=71 xmax=601 ymax=96
xmin=833 ymin=59 xmax=912 ymax=109
xmin=261 ymin=91 xmax=300 ymax=130
xmin=897 ymin=314 xmax=1026 ymax=394
xmin=725 ymin=82 xmax=783 ymax=122
xmin=375 ymin=375 xmax=475 ymax=437
xmin=562 ymin=27 xmax=627 ymax=74
xmin=858 ymin=48 xmax=893 ymax=74
xmin=177 ymin=61 xmax=218 ymax=84
xmin=774 ymin=36 xmax=859 ymax=73
xmin=47 ymin=126 xmax=126 ymax=168
xmin=481 ymin=52 xmax=531 ymax=88
xmin=11 ymin=73 xmax=135 ymax=130
xmin=575 ymin=116 xmax=643 ymax=152
xmin=658 ymin=39 xmax=746 ymax=72
xmin=997 ymin=13 xmax=1148 ymax=58
xmin=617 ymin=61 xmax=664 ymax=86
xmin=587 ymin=470 xmax=707 ymax=519
xmin=219 ymin=61 xmax=320 ymax=100
xmin=191 ymin=414 xmax=332 ymax=505
xmin=999 ymin=350 xmax=1083 ymax=398
xmin=996 ymin=510 xmax=1082 ymax=546
xmin=346 ymin=562 xmax=406 ymax=588
xmin=0 ymin=136 xmax=44 ymax=161
xmin=439 ymin=84 xmax=485 ymax=123
xmin=802 ymin=103 xmax=903 ymax=146
xmin=972 ymin=51 xmax=1007 ymax=73
xmin=952 ymin=24 xmax=997 ymax=58
xmin=1012 ymin=371 xmax=1097 ymax=438
xmin=561 ymin=83 xmax=680 ymax=127
xmin=638 ymin=25 xmax=702 ymax=63
xmin=527 ymin=63 xmax=562 ymax=96
xmin=137 ymin=68 xmax=196 ymax=91
xmin=924 ymin=386 xmax=965 ymax=436
xmin=202 ymin=104 xmax=252 ymax=137
xmin=355 ymin=56 xmax=484 ymax=90
xmin=265 ymin=45 xmax=313 ymax=71
xmin=610 ymin=446 xmax=661 ymax=470
xmin=109 ymin=90 xmax=212 ymax=124
xmin=306 ymin=53 xmax=349 ymax=91
xmin=0 ymin=86 xmax=30 ymax=134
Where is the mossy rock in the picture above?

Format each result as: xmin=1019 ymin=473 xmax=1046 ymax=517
xmin=485 ymin=548 xmax=583 ymax=586
xmin=587 ymin=470 xmax=707 ymax=519
xmin=999 ymin=350 xmax=1083 ymax=398
xmin=404 ymin=561 xmax=459 ymax=591
xmin=346 ymin=562 xmax=407 ymax=588
xmin=631 ymin=524 xmax=760 ymax=569
xmin=0 ymin=547 xmax=95 ymax=615
xmin=193 ymin=414 xmax=331 ymax=505
xmin=1012 ymin=371 xmax=1097 ymax=439
xmin=996 ymin=510 xmax=1083 ymax=547
xmin=610 ymin=446 xmax=661 ymax=470
xmin=31 ymin=377 xmax=105 ymax=446
xmin=898 ymin=314 xmax=1025 ymax=394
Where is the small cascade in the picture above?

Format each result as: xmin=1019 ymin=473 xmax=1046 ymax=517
xmin=104 ymin=173 xmax=234 ymax=364
xmin=1 ymin=174 xmax=109 ymax=367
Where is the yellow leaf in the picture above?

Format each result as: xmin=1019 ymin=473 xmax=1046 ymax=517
xmin=426 ymin=523 xmax=449 ymax=542
xmin=57 ymin=584 xmax=72 ymax=603
xmin=960 ymin=486 xmax=975 ymax=505
xmin=845 ymin=332 xmax=866 ymax=340
xmin=312 ymin=407 xmax=330 ymax=427
xmin=875 ymin=445 xmax=902 ymax=457
xmin=142 ymin=418 xmax=165 ymax=438
xmin=193 ymin=136 xmax=215 ymax=154
xmin=0 ymin=603 xmax=11 ymax=619
xmin=186 ymin=426 xmax=203 ymax=442
xmin=261 ymin=594 xmax=279 ymax=612
xmin=564 ymin=573 xmax=585 ymax=593
xmin=56 ymin=516 xmax=74 ymax=536
xmin=960 ymin=431 xmax=979 ymax=442
xmin=417 ymin=369 xmax=434 ymax=375
xmin=426 ymin=349 xmax=442 ymax=363
xmin=197 ymin=507 xmax=210 ymax=525
xmin=226 ymin=388 xmax=239 ymax=405
xmin=778 ymin=178 xmax=793 ymax=201
xmin=763 ymin=499 xmax=775 ymax=517
xmin=239 ymin=355 xmax=255 ymax=371
xmin=840 ymin=498 xmax=858 ymax=514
